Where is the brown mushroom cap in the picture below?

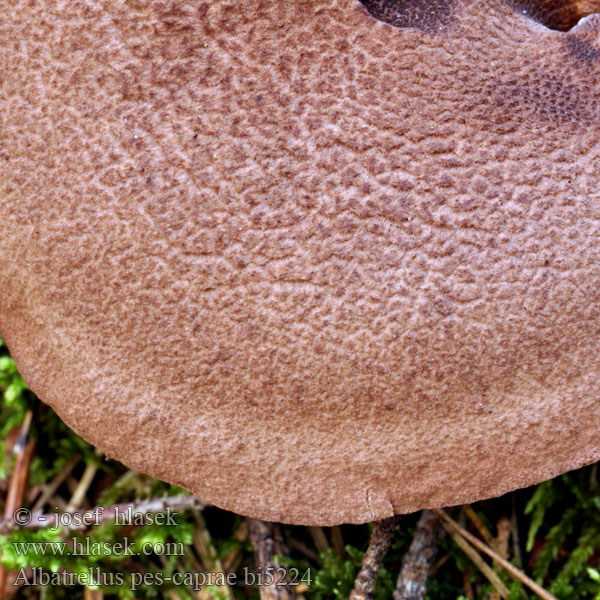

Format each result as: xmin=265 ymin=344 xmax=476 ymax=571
xmin=1 ymin=0 xmax=599 ymax=525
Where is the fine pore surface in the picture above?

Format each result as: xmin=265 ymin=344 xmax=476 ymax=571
xmin=1 ymin=0 xmax=599 ymax=525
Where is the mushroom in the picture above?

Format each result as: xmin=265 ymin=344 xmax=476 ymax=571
xmin=0 ymin=0 xmax=599 ymax=526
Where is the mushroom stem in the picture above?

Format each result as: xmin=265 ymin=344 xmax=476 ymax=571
xmin=247 ymin=518 xmax=295 ymax=600
xmin=349 ymin=516 xmax=402 ymax=600
xmin=393 ymin=510 xmax=440 ymax=600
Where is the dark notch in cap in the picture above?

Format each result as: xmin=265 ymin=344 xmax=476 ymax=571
xmin=359 ymin=0 xmax=454 ymax=31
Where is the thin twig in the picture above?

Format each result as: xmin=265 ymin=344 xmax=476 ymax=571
xmin=0 ymin=410 xmax=36 ymax=597
xmin=435 ymin=512 xmax=509 ymax=599
xmin=511 ymin=493 xmax=523 ymax=569
xmin=247 ymin=518 xmax=295 ymax=600
xmin=308 ymin=526 xmax=329 ymax=554
xmin=287 ymin=538 xmax=320 ymax=562
xmin=47 ymin=494 xmax=67 ymax=512
xmin=32 ymin=455 xmax=80 ymax=513
xmin=434 ymin=509 xmax=558 ymax=600
xmin=463 ymin=506 xmax=496 ymax=550
xmin=221 ymin=520 xmax=248 ymax=574
xmin=192 ymin=509 xmax=234 ymax=600
xmin=157 ymin=552 xmax=197 ymax=599
xmin=350 ymin=516 xmax=401 ymax=600
xmin=428 ymin=553 xmax=449 ymax=578
xmin=330 ymin=526 xmax=346 ymax=561
xmin=65 ymin=458 xmax=99 ymax=512
xmin=4 ymin=411 xmax=34 ymax=513
xmin=462 ymin=570 xmax=475 ymax=600
xmin=394 ymin=510 xmax=440 ymax=600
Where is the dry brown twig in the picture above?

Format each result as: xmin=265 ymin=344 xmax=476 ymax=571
xmin=31 ymin=454 xmax=80 ymax=513
xmin=436 ymin=513 xmax=510 ymax=599
xmin=287 ymin=538 xmax=320 ymax=562
xmin=349 ymin=516 xmax=402 ymax=600
xmin=221 ymin=520 xmax=248 ymax=574
xmin=462 ymin=570 xmax=475 ymax=600
xmin=394 ymin=510 xmax=441 ymax=600
xmin=0 ymin=410 xmax=36 ymax=597
xmin=247 ymin=518 xmax=295 ymax=600
xmin=65 ymin=457 xmax=99 ymax=513
xmin=191 ymin=509 xmax=234 ymax=600
xmin=330 ymin=526 xmax=346 ymax=561
xmin=308 ymin=526 xmax=330 ymax=554
xmin=434 ymin=509 xmax=558 ymax=600
xmin=510 ymin=494 xmax=523 ymax=569
xmin=463 ymin=505 xmax=496 ymax=551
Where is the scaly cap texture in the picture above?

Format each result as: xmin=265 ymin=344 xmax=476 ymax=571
xmin=0 ymin=0 xmax=599 ymax=524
